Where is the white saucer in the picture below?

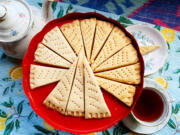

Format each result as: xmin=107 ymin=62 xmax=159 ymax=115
xmin=122 ymin=78 xmax=172 ymax=134
xmin=126 ymin=24 xmax=168 ymax=76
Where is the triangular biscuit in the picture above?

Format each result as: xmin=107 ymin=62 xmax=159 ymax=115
xmin=91 ymin=27 xmax=131 ymax=71
xmin=96 ymin=77 xmax=136 ymax=107
xmin=95 ymin=63 xmax=141 ymax=85
xmin=80 ymin=18 xmax=96 ymax=61
xmin=43 ymin=58 xmax=78 ymax=114
xmin=84 ymin=57 xmax=111 ymax=119
xmin=139 ymin=45 xmax=160 ymax=55
xmin=94 ymin=44 xmax=139 ymax=72
xmin=34 ymin=43 xmax=71 ymax=68
xmin=60 ymin=20 xmax=84 ymax=55
xmin=90 ymin=20 xmax=114 ymax=63
xmin=30 ymin=65 xmax=67 ymax=89
xmin=42 ymin=26 xmax=76 ymax=63
xmin=66 ymin=52 xmax=84 ymax=117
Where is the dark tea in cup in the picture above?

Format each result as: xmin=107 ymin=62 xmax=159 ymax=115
xmin=132 ymin=87 xmax=167 ymax=126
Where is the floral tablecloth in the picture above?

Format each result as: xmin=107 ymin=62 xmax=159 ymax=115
xmin=0 ymin=1 xmax=179 ymax=135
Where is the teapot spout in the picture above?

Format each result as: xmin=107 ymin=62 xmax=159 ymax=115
xmin=42 ymin=0 xmax=54 ymax=22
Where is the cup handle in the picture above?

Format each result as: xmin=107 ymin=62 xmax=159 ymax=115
xmin=168 ymin=95 xmax=176 ymax=103
xmin=42 ymin=0 xmax=53 ymax=22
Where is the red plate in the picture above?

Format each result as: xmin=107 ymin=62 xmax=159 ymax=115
xmin=23 ymin=12 xmax=144 ymax=134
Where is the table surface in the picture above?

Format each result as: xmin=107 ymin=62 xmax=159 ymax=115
xmin=0 ymin=1 xmax=179 ymax=135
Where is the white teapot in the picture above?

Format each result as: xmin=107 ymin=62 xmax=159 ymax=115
xmin=0 ymin=0 xmax=54 ymax=59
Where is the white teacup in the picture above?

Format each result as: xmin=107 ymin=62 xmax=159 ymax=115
xmin=131 ymin=87 xmax=171 ymax=127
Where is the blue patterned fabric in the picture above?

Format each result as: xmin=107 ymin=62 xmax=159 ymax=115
xmin=62 ymin=0 xmax=148 ymax=16
xmin=0 ymin=1 xmax=179 ymax=135
xmin=131 ymin=0 xmax=180 ymax=31
xmin=63 ymin=0 xmax=180 ymax=31
xmin=27 ymin=0 xmax=180 ymax=30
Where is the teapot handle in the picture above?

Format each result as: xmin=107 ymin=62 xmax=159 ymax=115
xmin=42 ymin=0 xmax=54 ymax=22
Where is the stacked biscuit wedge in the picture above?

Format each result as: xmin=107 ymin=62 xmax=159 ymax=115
xmin=30 ymin=18 xmax=142 ymax=119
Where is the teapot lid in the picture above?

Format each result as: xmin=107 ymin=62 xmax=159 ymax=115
xmin=0 ymin=0 xmax=32 ymax=43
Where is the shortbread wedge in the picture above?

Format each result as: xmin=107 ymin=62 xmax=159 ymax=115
xmin=42 ymin=26 xmax=76 ymax=63
xmin=60 ymin=20 xmax=84 ymax=55
xmin=96 ymin=77 xmax=136 ymax=107
xmin=66 ymin=52 xmax=84 ymax=117
xmin=95 ymin=63 xmax=141 ymax=85
xmin=43 ymin=58 xmax=78 ymax=114
xmin=91 ymin=26 xmax=131 ymax=71
xmin=84 ymin=57 xmax=111 ymax=119
xmin=90 ymin=20 xmax=114 ymax=63
xmin=30 ymin=65 xmax=67 ymax=89
xmin=94 ymin=44 xmax=139 ymax=72
xmin=80 ymin=18 xmax=96 ymax=61
xmin=34 ymin=44 xmax=71 ymax=68
xmin=139 ymin=45 xmax=160 ymax=55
